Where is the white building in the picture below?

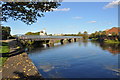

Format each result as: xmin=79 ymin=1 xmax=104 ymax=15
xmin=39 ymin=29 xmax=47 ymax=35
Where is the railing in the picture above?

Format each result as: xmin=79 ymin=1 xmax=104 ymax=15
xmin=18 ymin=35 xmax=82 ymax=40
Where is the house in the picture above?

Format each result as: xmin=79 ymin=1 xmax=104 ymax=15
xmin=105 ymin=27 xmax=120 ymax=36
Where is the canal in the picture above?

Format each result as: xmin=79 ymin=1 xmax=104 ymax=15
xmin=28 ymin=40 xmax=120 ymax=78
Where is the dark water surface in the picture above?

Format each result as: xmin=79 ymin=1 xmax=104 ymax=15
xmin=28 ymin=40 xmax=120 ymax=78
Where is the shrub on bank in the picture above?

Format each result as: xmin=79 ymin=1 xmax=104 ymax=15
xmin=104 ymin=40 xmax=120 ymax=44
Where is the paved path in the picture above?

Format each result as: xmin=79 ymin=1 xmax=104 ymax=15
xmin=2 ymin=52 xmax=44 ymax=80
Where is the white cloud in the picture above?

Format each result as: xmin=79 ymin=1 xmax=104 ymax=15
xmin=52 ymin=8 xmax=70 ymax=11
xmin=72 ymin=16 xmax=82 ymax=19
xmin=104 ymin=0 xmax=120 ymax=8
xmin=88 ymin=21 xmax=97 ymax=23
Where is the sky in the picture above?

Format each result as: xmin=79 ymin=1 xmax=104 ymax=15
xmin=2 ymin=1 xmax=119 ymax=35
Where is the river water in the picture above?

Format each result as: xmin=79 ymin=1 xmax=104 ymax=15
xmin=28 ymin=40 xmax=120 ymax=78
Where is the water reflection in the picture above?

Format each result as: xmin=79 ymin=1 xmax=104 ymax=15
xmin=99 ymin=43 xmax=120 ymax=54
xmin=27 ymin=40 xmax=120 ymax=55
xmin=28 ymin=40 xmax=119 ymax=78
xmin=46 ymin=44 xmax=54 ymax=47
xmin=81 ymin=39 xmax=89 ymax=47
xmin=105 ymin=65 xmax=120 ymax=76
xmin=39 ymin=65 xmax=55 ymax=72
xmin=90 ymin=41 xmax=120 ymax=55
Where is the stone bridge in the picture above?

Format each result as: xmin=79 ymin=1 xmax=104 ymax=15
xmin=17 ymin=35 xmax=82 ymax=46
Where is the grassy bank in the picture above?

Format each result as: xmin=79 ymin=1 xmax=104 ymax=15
xmin=90 ymin=38 xmax=120 ymax=44
xmin=0 ymin=46 xmax=9 ymax=53
xmin=0 ymin=57 xmax=7 ymax=66
xmin=104 ymin=40 xmax=120 ymax=44
xmin=90 ymin=38 xmax=98 ymax=41
xmin=0 ymin=42 xmax=10 ymax=66
xmin=0 ymin=42 xmax=10 ymax=53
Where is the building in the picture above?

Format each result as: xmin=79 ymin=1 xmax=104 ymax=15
xmin=39 ymin=29 xmax=47 ymax=36
xmin=105 ymin=27 xmax=120 ymax=36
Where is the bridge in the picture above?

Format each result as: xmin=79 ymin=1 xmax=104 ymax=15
xmin=17 ymin=35 xmax=82 ymax=46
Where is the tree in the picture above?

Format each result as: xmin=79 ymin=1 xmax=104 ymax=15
xmin=84 ymin=31 xmax=87 ymax=34
xmin=112 ymin=32 xmax=117 ymax=37
xmin=48 ymin=34 xmax=52 ymax=36
xmin=2 ymin=1 xmax=61 ymax=25
xmin=83 ymin=31 xmax=88 ymax=39
xmin=25 ymin=32 xmax=41 ymax=35
xmin=94 ymin=31 xmax=100 ymax=38
xmin=101 ymin=31 xmax=106 ymax=37
xmin=78 ymin=32 xmax=81 ymax=34
xmin=25 ymin=32 xmax=33 ymax=35
xmin=89 ymin=33 xmax=95 ymax=38
xmin=1 ymin=26 xmax=11 ymax=40
xmin=78 ymin=32 xmax=81 ymax=36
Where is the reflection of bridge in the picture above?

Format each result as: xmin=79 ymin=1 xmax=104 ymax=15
xmin=18 ymin=35 xmax=82 ymax=45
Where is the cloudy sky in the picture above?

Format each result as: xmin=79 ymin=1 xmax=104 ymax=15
xmin=2 ymin=1 xmax=119 ymax=35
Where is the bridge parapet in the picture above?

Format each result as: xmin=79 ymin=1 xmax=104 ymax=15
xmin=18 ymin=35 xmax=81 ymax=40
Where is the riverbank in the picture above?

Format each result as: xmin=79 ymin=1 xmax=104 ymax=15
xmin=90 ymin=38 xmax=120 ymax=44
xmin=1 ymin=39 xmax=44 ymax=80
xmin=0 ymin=40 xmax=21 ymax=66
xmin=104 ymin=40 xmax=120 ymax=44
xmin=0 ymin=42 xmax=9 ymax=66
xmin=2 ymin=52 xmax=44 ymax=80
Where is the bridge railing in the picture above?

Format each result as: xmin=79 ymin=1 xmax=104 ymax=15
xmin=18 ymin=35 xmax=82 ymax=40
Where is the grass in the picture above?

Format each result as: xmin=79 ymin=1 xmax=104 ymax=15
xmin=0 ymin=42 xmax=9 ymax=66
xmin=91 ymin=38 xmax=98 ymax=41
xmin=0 ymin=46 xmax=10 ymax=53
xmin=0 ymin=42 xmax=10 ymax=53
xmin=104 ymin=40 xmax=120 ymax=44
xmin=0 ymin=57 xmax=7 ymax=66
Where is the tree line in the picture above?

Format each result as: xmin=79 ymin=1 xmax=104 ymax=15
xmin=25 ymin=31 xmax=89 ymax=40
xmin=89 ymin=31 xmax=120 ymax=41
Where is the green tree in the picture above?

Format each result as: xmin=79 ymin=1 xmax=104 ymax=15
xmin=112 ymin=32 xmax=117 ymax=37
xmin=2 ymin=1 xmax=61 ymax=25
xmin=25 ymin=32 xmax=33 ymax=35
xmin=94 ymin=31 xmax=100 ymax=38
xmin=25 ymin=32 xmax=41 ymax=35
xmin=89 ymin=33 xmax=95 ymax=38
xmin=101 ymin=31 xmax=106 ymax=37
xmin=84 ymin=31 xmax=87 ymax=34
xmin=48 ymin=34 xmax=52 ymax=36
xmin=83 ymin=31 xmax=88 ymax=39
xmin=78 ymin=32 xmax=82 ymax=36
xmin=78 ymin=32 xmax=81 ymax=34
xmin=1 ymin=26 xmax=11 ymax=40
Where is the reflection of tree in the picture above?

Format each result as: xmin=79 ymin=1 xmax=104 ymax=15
xmin=91 ymin=40 xmax=100 ymax=47
xmin=99 ymin=43 xmax=120 ymax=54
xmin=91 ymin=41 xmax=120 ymax=55
xmin=82 ymin=39 xmax=88 ymax=47
xmin=78 ymin=41 xmax=82 ymax=46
